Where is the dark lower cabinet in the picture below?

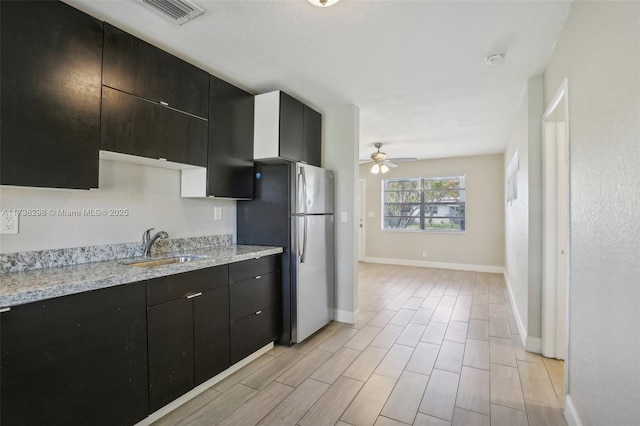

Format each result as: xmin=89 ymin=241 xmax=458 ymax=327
xmin=146 ymin=266 xmax=230 ymax=413
xmin=148 ymin=297 xmax=194 ymax=412
xmin=0 ymin=0 xmax=103 ymax=189
xmin=229 ymin=256 xmax=282 ymax=363
xmin=0 ymin=283 xmax=148 ymax=426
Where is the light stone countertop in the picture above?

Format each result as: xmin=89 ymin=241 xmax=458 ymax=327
xmin=0 ymin=245 xmax=282 ymax=308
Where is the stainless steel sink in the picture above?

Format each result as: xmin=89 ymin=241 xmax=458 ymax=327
xmin=124 ymin=255 xmax=207 ymax=267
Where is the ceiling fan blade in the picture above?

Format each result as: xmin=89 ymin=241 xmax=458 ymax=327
xmin=384 ymin=161 xmax=398 ymax=168
xmin=388 ymin=157 xmax=418 ymax=162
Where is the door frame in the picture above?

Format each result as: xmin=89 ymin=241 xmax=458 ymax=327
xmin=358 ymin=178 xmax=366 ymax=261
xmin=541 ymin=78 xmax=570 ymax=383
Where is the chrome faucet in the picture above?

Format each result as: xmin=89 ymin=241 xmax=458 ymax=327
xmin=142 ymin=228 xmax=169 ymax=258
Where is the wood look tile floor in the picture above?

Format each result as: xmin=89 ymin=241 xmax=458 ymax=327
xmin=153 ymin=263 xmax=566 ymax=426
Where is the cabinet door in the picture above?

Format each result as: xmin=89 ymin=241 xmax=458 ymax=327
xmin=278 ymin=92 xmax=304 ymax=162
xmin=230 ymin=305 xmax=280 ymax=363
xmin=0 ymin=283 xmax=148 ymax=426
xmin=194 ymin=286 xmax=230 ymax=385
xmin=103 ymin=23 xmax=209 ymax=118
xmin=101 ymin=86 xmax=208 ymax=166
xmin=147 ymin=297 xmax=194 ymax=413
xmin=208 ymin=76 xmax=255 ymax=198
xmin=303 ymin=105 xmax=322 ymax=166
xmin=0 ymin=1 xmax=102 ymax=189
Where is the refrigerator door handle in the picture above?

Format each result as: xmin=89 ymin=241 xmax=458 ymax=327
xmin=300 ymin=165 xmax=308 ymax=215
xmin=301 ymin=215 xmax=308 ymax=263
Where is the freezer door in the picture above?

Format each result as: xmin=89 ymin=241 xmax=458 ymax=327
xmin=294 ymin=163 xmax=334 ymax=215
xmin=291 ymin=214 xmax=335 ymax=343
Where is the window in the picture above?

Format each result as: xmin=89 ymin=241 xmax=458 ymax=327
xmin=382 ymin=176 xmax=466 ymax=232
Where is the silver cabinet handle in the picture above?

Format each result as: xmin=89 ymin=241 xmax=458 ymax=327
xmin=255 ymin=275 xmax=262 ymax=279
xmin=159 ymin=101 xmax=169 ymax=106
xmin=186 ymin=292 xmax=203 ymax=299
xmin=255 ymin=310 xmax=262 ymax=315
xmin=0 ymin=307 xmax=10 ymax=313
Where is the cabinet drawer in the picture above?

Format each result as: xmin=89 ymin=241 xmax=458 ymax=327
xmin=230 ymin=305 xmax=280 ymax=363
xmin=230 ymin=271 xmax=280 ymax=322
xmin=229 ymin=255 xmax=280 ymax=283
xmin=146 ymin=265 xmax=228 ymax=306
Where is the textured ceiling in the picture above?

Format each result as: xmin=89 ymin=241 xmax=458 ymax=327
xmin=66 ymin=0 xmax=572 ymax=161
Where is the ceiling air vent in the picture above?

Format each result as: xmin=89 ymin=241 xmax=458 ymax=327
xmin=137 ymin=0 xmax=205 ymax=26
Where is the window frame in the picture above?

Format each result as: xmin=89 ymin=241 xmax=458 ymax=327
xmin=381 ymin=175 xmax=466 ymax=233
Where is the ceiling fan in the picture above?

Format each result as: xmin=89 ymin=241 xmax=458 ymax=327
xmin=362 ymin=143 xmax=417 ymax=174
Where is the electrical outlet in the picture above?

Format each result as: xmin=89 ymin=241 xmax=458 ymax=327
xmin=422 ymin=251 xmax=428 ymax=258
xmin=214 ymin=207 xmax=222 ymax=220
xmin=368 ymin=211 xmax=374 ymax=218
xmin=1 ymin=213 xmax=19 ymax=235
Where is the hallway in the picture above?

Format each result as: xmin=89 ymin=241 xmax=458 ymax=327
xmin=154 ymin=263 xmax=566 ymax=425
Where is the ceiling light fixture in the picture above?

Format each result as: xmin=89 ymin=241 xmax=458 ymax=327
xmin=307 ymin=0 xmax=340 ymax=7
xmin=485 ymin=52 xmax=506 ymax=66
xmin=370 ymin=161 xmax=389 ymax=175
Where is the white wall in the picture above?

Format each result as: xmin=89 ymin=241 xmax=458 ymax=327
xmin=360 ymin=154 xmax=504 ymax=272
xmin=503 ymin=77 xmax=543 ymax=349
xmin=323 ymin=105 xmax=359 ymax=323
xmin=543 ymin=1 xmax=640 ymax=424
xmin=0 ymin=159 xmax=235 ymax=253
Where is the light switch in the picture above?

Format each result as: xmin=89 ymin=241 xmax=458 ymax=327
xmin=368 ymin=211 xmax=374 ymax=218
xmin=214 ymin=207 xmax=222 ymax=220
xmin=340 ymin=211 xmax=348 ymax=223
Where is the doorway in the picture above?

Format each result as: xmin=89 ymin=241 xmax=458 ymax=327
xmin=542 ymin=78 xmax=570 ymax=366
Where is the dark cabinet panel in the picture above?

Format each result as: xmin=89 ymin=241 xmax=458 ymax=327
xmin=0 ymin=0 xmax=102 ymax=189
xmin=303 ymin=105 xmax=322 ymax=166
xmin=194 ymin=287 xmax=230 ymax=385
xmin=230 ymin=272 xmax=280 ymax=322
xmin=0 ymin=283 xmax=148 ymax=426
xmin=230 ymin=305 xmax=280 ymax=363
xmin=278 ymin=92 xmax=305 ymax=162
xmin=147 ymin=297 xmax=194 ymax=413
xmin=146 ymin=265 xmax=227 ymax=306
xmin=208 ymin=76 xmax=255 ymax=198
xmin=101 ymin=86 xmax=208 ymax=166
xmin=146 ymin=266 xmax=230 ymax=411
xmin=103 ymin=23 xmax=208 ymax=118
xmin=229 ymin=255 xmax=281 ymax=363
xmin=229 ymin=255 xmax=280 ymax=283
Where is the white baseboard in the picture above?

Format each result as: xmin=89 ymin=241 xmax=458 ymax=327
xmin=135 ymin=342 xmax=274 ymax=426
xmin=335 ymin=308 xmax=357 ymax=324
xmin=564 ymin=394 xmax=583 ymax=426
xmin=364 ymin=257 xmax=504 ymax=274
xmin=503 ymin=271 xmax=542 ymax=353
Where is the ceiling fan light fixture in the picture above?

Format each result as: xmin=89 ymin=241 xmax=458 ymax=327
xmin=371 ymin=163 xmax=380 ymax=174
xmin=380 ymin=164 xmax=390 ymax=174
xmin=307 ymin=0 xmax=340 ymax=7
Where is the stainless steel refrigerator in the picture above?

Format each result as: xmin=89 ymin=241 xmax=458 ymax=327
xmin=237 ymin=162 xmax=335 ymax=344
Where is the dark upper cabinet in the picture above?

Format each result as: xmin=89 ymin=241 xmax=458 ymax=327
xmin=278 ymin=92 xmax=305 ymax=162
xmin=102 ymin=23 xmax=208 ymax=118
xmin=254 ymin=91 xmax=322 ymax=167
xmin=0 ymin=282 xmax=148 ymax=426
xmin=101 ymin=86 xmax=208 ymax=166
xmin=0 ymin=0 xmax=102 ymax=189
xmin=207 ymin=76 xmax=255 ymax=198
xmin=303 ymin=105 xmax=322 ymax=166
xmin=100 ymin=23 xmax=209 ymax=167
xmin=146 ymin=266 xmax=230 ymax=412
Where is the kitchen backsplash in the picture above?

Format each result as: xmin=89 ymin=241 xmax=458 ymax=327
xmin=0 ymin=234 xmax=232 ymax=274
